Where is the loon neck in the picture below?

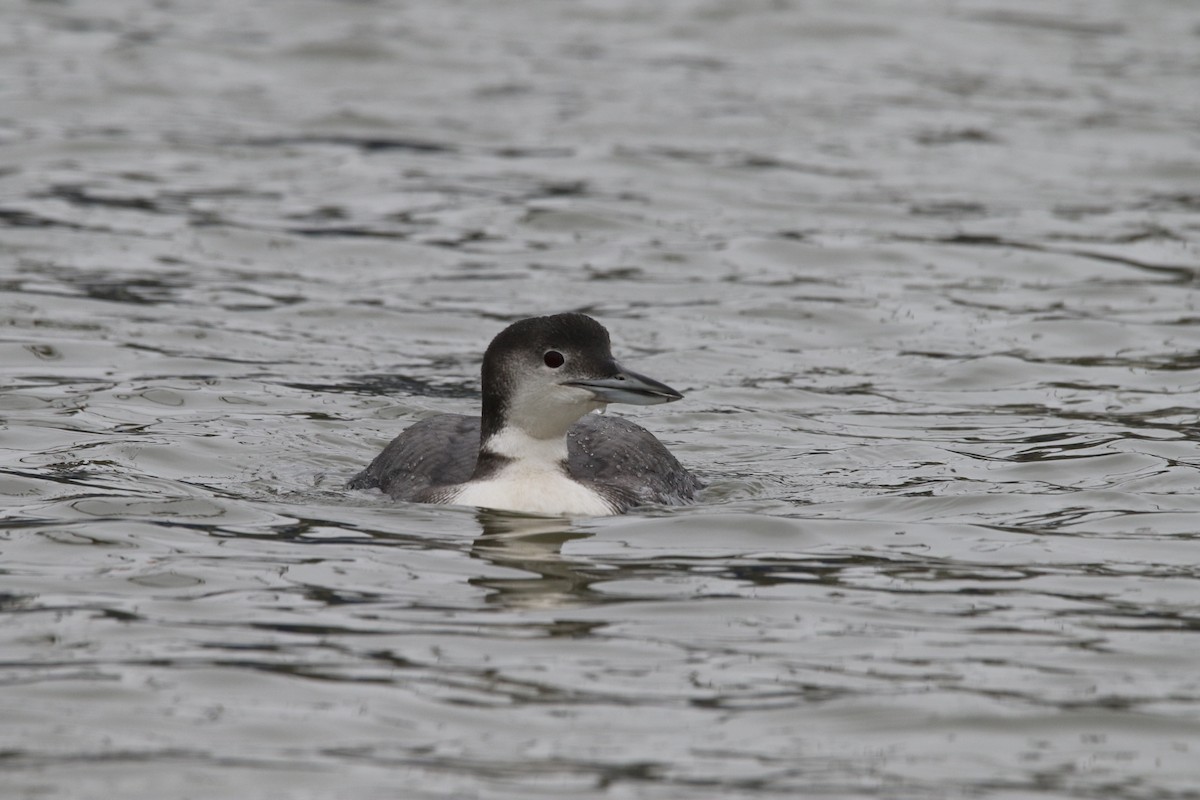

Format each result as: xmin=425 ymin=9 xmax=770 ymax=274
xmin=479 ymin=388 xmax=508 ymax=442
xmin=480 ymin=384 xmax=601 ymax=442
xmin=472 ymin=424 xmax=570 ymax=480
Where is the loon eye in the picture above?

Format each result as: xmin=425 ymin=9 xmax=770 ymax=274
xmin=543 ymin=350 xmax=565 ymax=368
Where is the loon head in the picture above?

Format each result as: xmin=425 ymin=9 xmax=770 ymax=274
xmin=479 ymin=312 xmax=683 ymax=442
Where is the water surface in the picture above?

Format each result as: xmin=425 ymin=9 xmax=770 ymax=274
xmin=3 ymin=1 xmax=1200 ymax=798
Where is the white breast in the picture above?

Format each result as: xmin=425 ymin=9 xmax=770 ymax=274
xmin=450 ymin=468 xmax=615 ymax=516
xmin=446 ymin=425 xmax=616 ymax=516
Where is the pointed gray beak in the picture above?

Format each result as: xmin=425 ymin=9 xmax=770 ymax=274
xmin=566 ymin=363 xmax=684 ymax=406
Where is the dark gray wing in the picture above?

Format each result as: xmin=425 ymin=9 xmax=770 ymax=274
xmin=347 ymin=414 xmax=481 ymax=501
xmin=566 ymin=414 xmax=702 ymax=508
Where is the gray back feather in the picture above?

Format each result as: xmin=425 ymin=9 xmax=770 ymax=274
xmin=567 ymin=414 xmax=701 ymax=507
xmin=347 ymin=414 xmax=481 ymax=500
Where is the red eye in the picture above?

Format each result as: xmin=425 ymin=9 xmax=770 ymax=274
xmin=544 ymin=351 xmax=564 ymax=368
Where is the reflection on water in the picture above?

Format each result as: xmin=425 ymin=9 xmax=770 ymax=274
xmin=470 ymin=511 xmax=602 ymax=610
xmin=4 ymin=0 xmax=1200 ymax=798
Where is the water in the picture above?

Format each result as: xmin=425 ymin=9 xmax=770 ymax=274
xmin=3 ymin=1 xmax=1200 ymax=798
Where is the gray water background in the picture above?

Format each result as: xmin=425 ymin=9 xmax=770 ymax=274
xmin=3 ymin=1 xmax=1200 ymax=798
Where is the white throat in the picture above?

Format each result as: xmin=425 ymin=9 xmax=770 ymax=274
xmin=503 ymin=383 xmax=604 ymax=440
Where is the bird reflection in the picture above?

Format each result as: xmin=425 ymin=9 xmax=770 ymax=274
xmin=468 ymin=510 xmax=610 ymax=611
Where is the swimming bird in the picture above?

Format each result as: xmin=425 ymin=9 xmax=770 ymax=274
xmin=348 ymin=312 xmax=701 ymax=516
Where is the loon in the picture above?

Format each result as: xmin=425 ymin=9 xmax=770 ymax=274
xmin=348 ymin=313 xmax=701 ymax=516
